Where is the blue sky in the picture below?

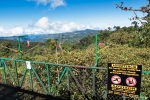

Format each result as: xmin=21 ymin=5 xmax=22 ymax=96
xmin=0 ymin=0 xmax=147 ymax=36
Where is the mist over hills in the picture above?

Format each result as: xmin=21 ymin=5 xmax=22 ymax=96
xmin=0 ymin=29 xmax=99 ymax=42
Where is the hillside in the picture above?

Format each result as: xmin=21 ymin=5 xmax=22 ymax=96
xmin=0 ymin=29 xmax=99 ymax=43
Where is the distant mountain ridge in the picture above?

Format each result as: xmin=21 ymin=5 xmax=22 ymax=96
xmin=0 ymin=29 xmax=99 ymax=42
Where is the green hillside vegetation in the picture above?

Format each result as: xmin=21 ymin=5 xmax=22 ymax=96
xmin=0 ymin=23 xmax=150 ymax=68
xmin=0 ymin=23 xmax=150 ymax=99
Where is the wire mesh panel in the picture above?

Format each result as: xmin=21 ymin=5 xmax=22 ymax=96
xmin=95 ymin=69 xmax=108 ymax=99
xmin=50 ymin=66 xmax=68 ymax=99
xmin=69 ymin=67 xmax=93 ymax=100
xmin=140 ymin=73 xmax=150 ymax=99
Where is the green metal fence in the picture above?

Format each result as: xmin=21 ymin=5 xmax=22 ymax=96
xmin=0 ymin=58 xmax=150 ymax=100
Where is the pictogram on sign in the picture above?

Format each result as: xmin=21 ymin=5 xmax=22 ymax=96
xmin=126 ymin=77 xmax=137 ymax=86
xmin=111 ymin=75 xmax=121 ymax=84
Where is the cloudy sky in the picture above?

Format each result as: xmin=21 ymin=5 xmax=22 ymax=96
xmin=0 ymin=0 xmax=147 ymax=37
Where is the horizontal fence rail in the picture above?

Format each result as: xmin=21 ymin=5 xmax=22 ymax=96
xmin=0 ymin=58 xmax=150 ymax=100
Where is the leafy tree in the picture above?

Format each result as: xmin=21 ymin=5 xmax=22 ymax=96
xmin=61 ymin=42 xmax=73 ymax=51
xmin=73 ymin=35 xmax=95 ymax=49
xmin=113 ymin=26 xmax=120 ymax=31
xmin=128 ymin=23 xmax=150 ymax=47
xmin=109 ymin=31 xmax=131 ymax=45
xmin=46 ymin=38 xmax=57 ymax=53
xmin=108 ymin=27 xmax=111 ymax=31
xmin=131 ymin=21 xmax=139 ymax=28
xmin=99 ymin=29 xmax=111 ymax=42
xmin=0 ymin=41 xmax=12 ymax=57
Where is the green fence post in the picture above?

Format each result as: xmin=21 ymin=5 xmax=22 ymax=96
xmin=17 ymin=35 xmax=28 ymax=59
xmin=46 ymin=64 xmax=51 ymax=95
xmin=29 ymin=68 xmax=33 ymax=91
xmin=0 ymin=60 xmax=2 ymax=67
xmin=66 ymin=67 xmax=70 ymax=100
xmin=14 ymin=60 xmax=19 ymax=86
xmin=93 ymin=34 xmax=99 ymax=100
xmin=140 ymin=93 xmax=145 ymax=100
xmin=18 ymin=36 xmax=22 ymax=59
xmin=2 ymin=60 xmax=7 ymax=84
xmin=95 ymin=34 xmax=99 ymax=66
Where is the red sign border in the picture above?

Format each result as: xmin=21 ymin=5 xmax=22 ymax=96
xmin=126 ymin=77 xmax=137 ymax=86
xmin=111 ymin=75 xmax=121 ymax=84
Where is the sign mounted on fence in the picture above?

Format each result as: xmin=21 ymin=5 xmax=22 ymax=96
xmin=107 ymin=63 xmax=142 ymax=98
xmin=26 ymin=61 xmax=31 ymax=69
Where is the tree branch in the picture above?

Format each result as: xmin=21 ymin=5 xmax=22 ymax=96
xmin=134 ymin=12 xmax=147 ymax=26
xmin=114 ymin=2 xmax=144 ymax=11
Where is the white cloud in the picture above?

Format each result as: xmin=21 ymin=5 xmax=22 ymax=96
xmin=0 ymin=27 xmax=24 ymax=37
xmin=29 ymin=17 xmax=97 ymax=34
xmin=11 ymin=27 xmax=24 ymax=36
xmin=27 ymin=0 xmax=66 ymax=9
xmin=34 ymin=17 xmax=49 ymax=29
xmin=50 ymin=0 xmax=66 ymax=9
xmin=37 ymin=0 xmax=47 ymax=5
xmin=0 ymin=27 xmax=4 ymax=32
xmin=0 ymin=17 xmax=100 ymax=37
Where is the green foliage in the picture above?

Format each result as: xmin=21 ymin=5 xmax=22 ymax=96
xmin=0 ymin=41 xmax=12 ymax=57
xmin=128 ymin=24 xmax=150 ymax=48
xmin=113 ymin=26 xmax=120 ymax=31
xmin=109 ymin=31 xmax=132 ymax=45
xmin=61 ymin=42 xmax=74 ymax=51
xmin=98 ymin=30 xmax=111 ymax=42
xmin=73 ymin=35 xmax=95 ymax=49
xmin=1 ymin=24 xmax=150 ymax=99
xmin=46 ymin=38 xmax=57 ymax=53
xmin=131 ymin=21 xmax=139 ymax=28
